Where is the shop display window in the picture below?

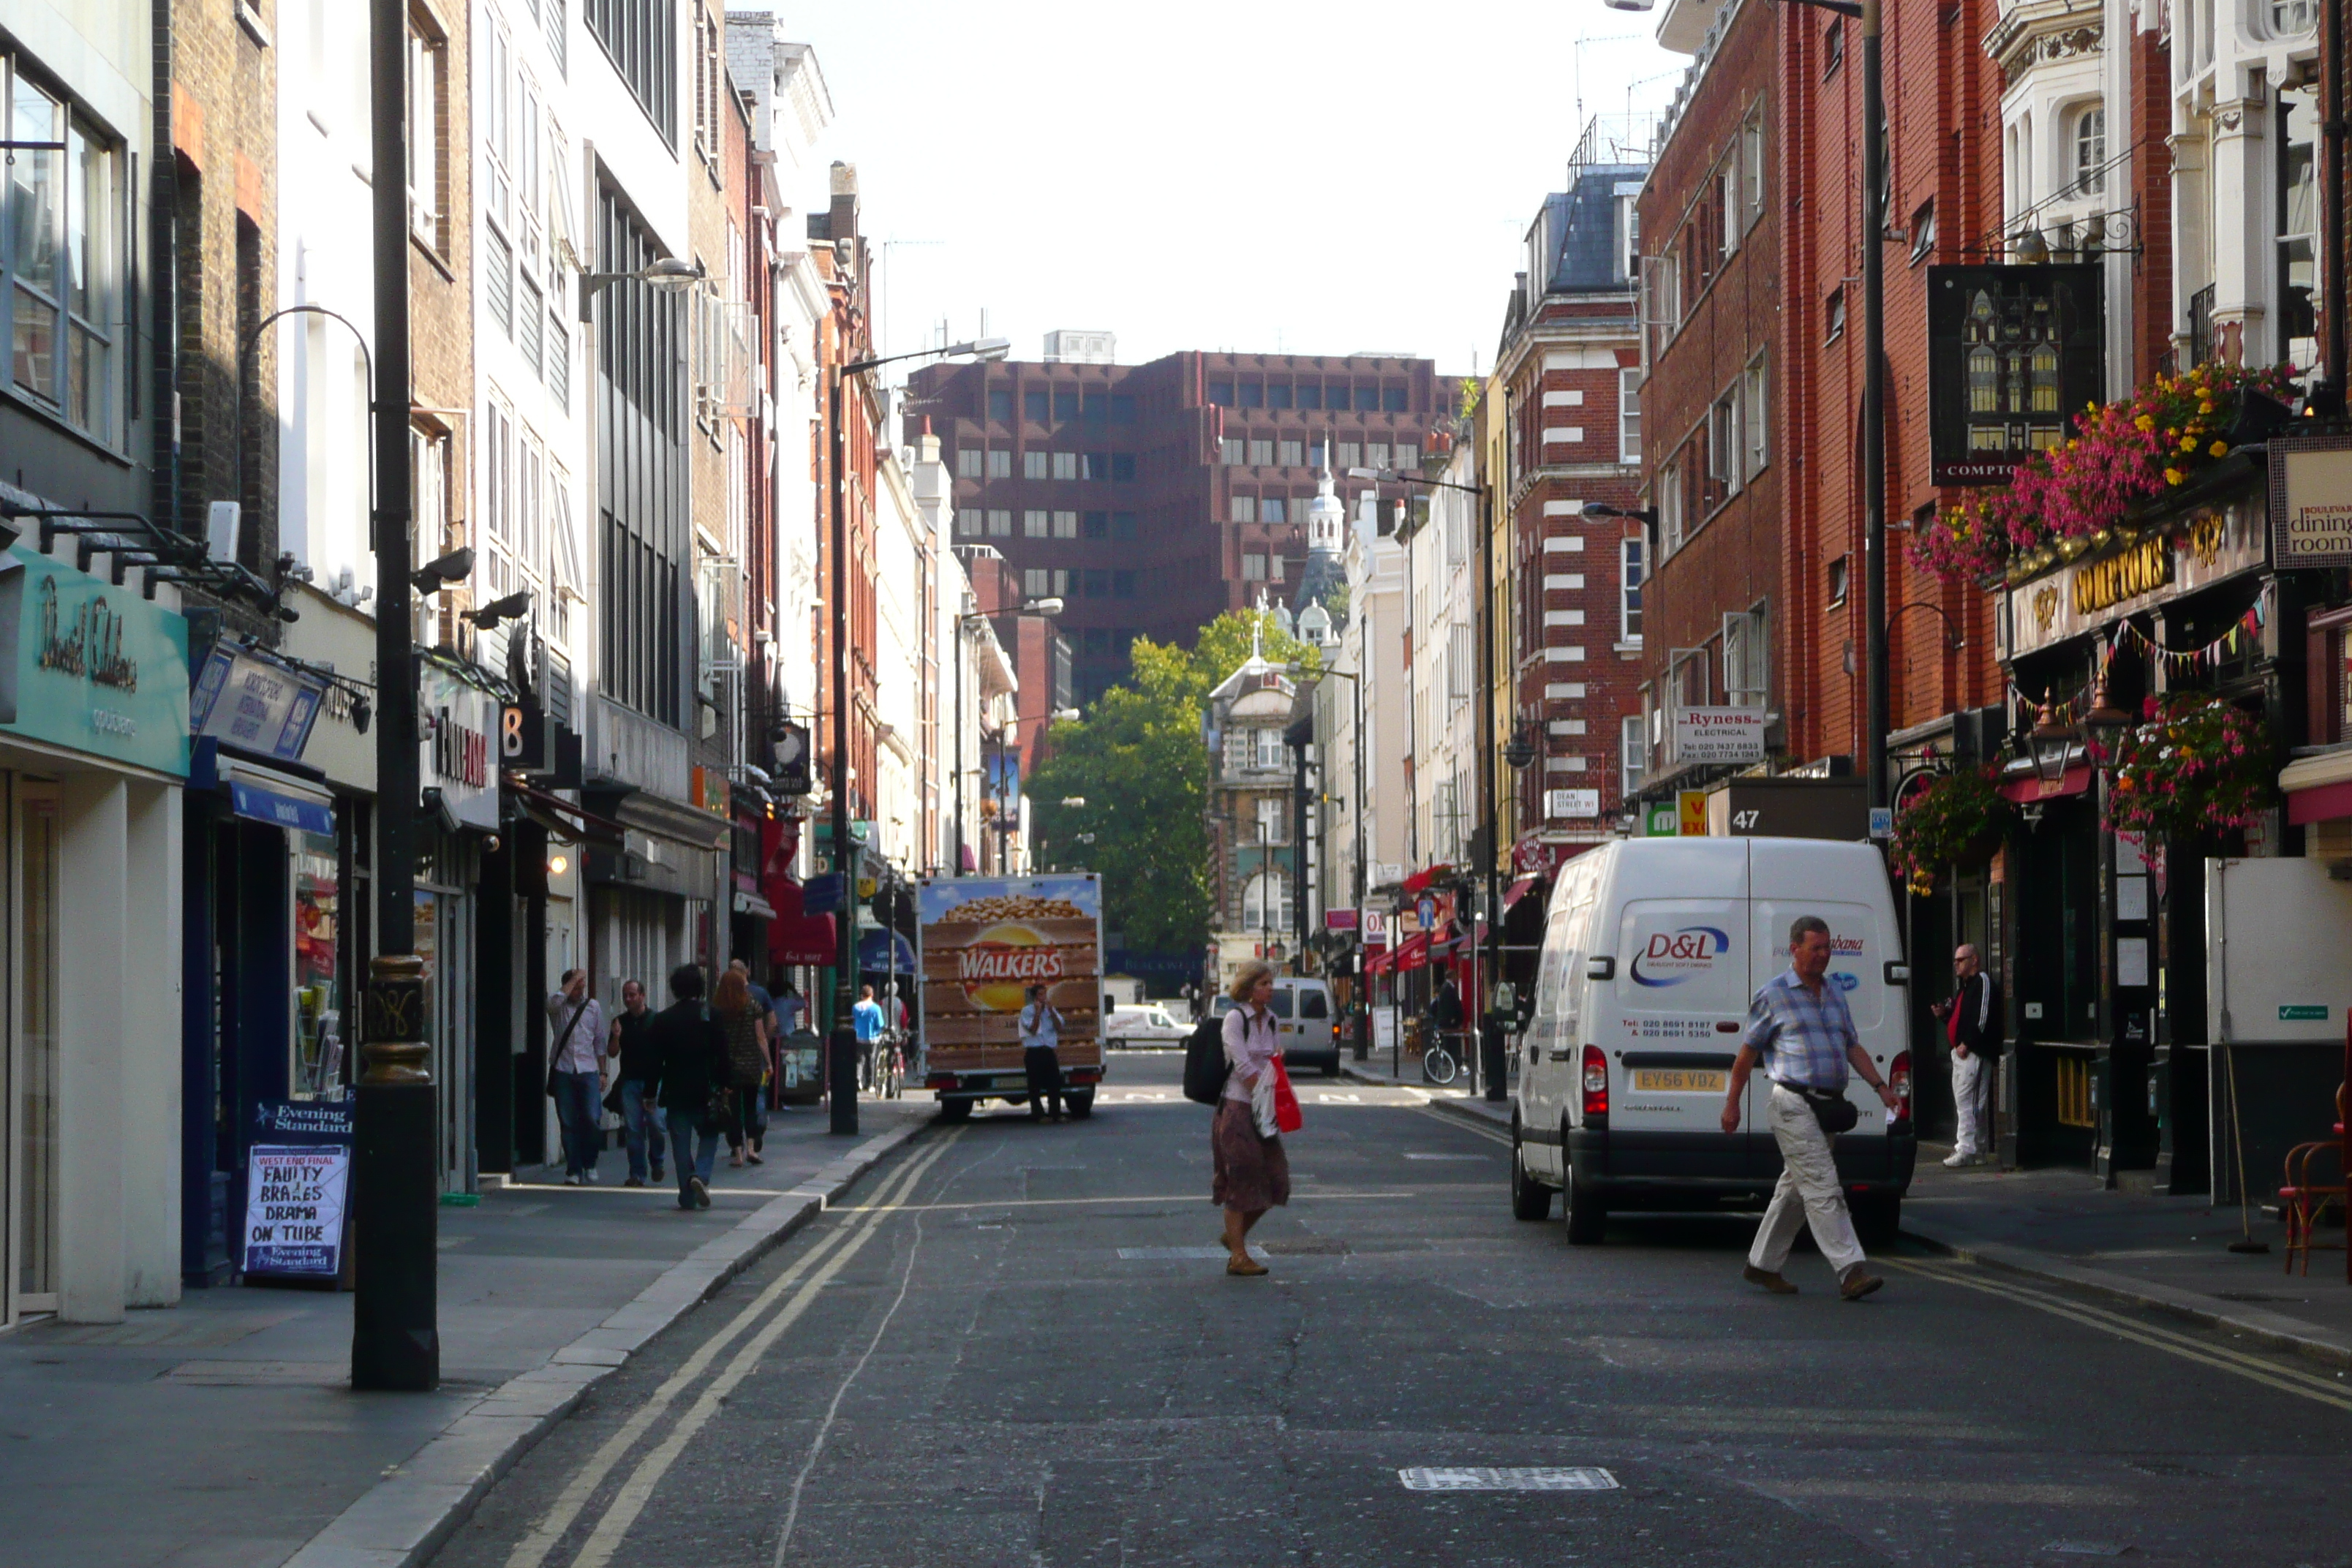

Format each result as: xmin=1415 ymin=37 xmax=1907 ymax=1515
xmin=293 ymin=831 xmax=343 ymax=1098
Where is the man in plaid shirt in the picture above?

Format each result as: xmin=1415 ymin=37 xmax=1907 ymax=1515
xmin=1722 ymin=915 xmax=1901 ymax=1300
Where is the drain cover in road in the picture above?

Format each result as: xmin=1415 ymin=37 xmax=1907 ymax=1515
xmin=1398 ymin=1468 xmax=1618 ymax=1492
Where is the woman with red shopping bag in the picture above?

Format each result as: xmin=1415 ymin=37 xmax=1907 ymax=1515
xmin=1213 ymin=960 xmax=1292 ymax=1276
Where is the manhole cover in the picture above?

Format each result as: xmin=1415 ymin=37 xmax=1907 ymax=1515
xmin=1399 ymin=1468 xmax=1618 ymax=1492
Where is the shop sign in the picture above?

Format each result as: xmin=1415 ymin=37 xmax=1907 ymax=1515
xmin=1324 ymin=908 xmax=1359 ymax=930
xmin=2006 ymin=502 xmax=2264 ymax=660
xmin=190 ymin=644 xmax=325 ymax=762
xmin=241 ymin=1143 xmax=350 ymax=1278
xmin=499 ymin=700 xmax=549 ymax=770
xmin=2269 ymin=434 xmax=2352 ymax=568
xmin=1677 ymin=790 xmax=1709 ymax=836
xmin=0 ymin=547 xmax=190 ymax=776
xmin=692 ymin=764 xmax=731 ymax=818
xmin=419 ymin=665 xmax=499 ymax=830
xmin=1544 ymin=788 xmax=1601 ymax=820
xmin=1673 ymin=708 xmax=1765 ymax=764
xmin=1643 ymin=800 xmax=1679 ymax=837
xmin=771 ymin=720 xmax=813 ymax=794
xmin=1926 ymin=264 xmax=2106 ymax=486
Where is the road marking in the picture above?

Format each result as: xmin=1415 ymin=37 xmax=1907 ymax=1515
xmin=1414 ymin=1106 xmax=1513 ymax=1148
xmin=1399 ymin=1467 xmax=1618 ymax=1492
xmin=834 ymin=1190 xmax=1420 ymax=1213
xmin=501 ymin=1133 xmax=957 ymax=1568
xmin=1882 ymin=1257 xmax=2352 ymax=1411
xmin=1403 ymin=1152 xmax=1490 ymax=1161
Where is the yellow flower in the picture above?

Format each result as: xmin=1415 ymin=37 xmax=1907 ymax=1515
xmin=2180 ymin=437 xmax=2198 ymax=453
xmin=2210 ymin=440 xmax=2229 ymax=458
xmin=2198 ymin=401 xmax=2215 ymax=414
xmin=2136 ymin=415 xmax=2155 ymax=431
xmin=2165 ymin=467 xmax=2185 ymax=485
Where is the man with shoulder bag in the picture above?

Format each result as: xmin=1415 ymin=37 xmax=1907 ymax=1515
xmin=1721 ymin=915 xmax=1902 ymax=1300
xmin=1931 ymin=943 xmax=2002 ymax=1167
xmin=545 ymin=970 xmax=606 ymax=1186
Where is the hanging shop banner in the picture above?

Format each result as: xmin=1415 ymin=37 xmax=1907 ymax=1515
xmin=771 ymin=720 xmax=813 ymax=794
xmin=0 ymin=546 xmax=191 ymax=776
xmin=1926 ymin=264 xmax=2106 ymax=486
xmin=190 ymin=644 xmax=325 ymax=763
xmin=2005 ymin=500 xmax=2266 ymax=659
xmin=419 ymin=663 xmax=500 ymax=830
xmin=2269 ymin=433 xmax=2352 ymax=569
xmin=1672 ymin=709 xmax=1766 ymax=765
xmin=241 ymin=1143 xmax=351 ymax=1278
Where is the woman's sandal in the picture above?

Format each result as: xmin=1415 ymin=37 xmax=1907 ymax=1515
xmin=1226 ymin=1255 xmax=1268 ymax=1277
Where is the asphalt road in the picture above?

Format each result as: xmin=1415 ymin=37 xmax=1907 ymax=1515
xmin=430 ymin=1050 xmax=2352 ymax=1568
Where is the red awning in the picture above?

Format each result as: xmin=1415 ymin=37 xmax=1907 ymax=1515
xmin=1997 ymin=764 xmax=2092 ymax=804
xmin=1392 ymin=932 xmax=1431 ymax=971
xmin=2288 ymin=778 xmax=2352 ymax=825
xmin=764 ymin=872 xmax=840 ymax=967
xmin=1402 ymin=862 xmax=1454 ymax=894
xmin=1363 ymin=947 xmax=1395 ymax=975
xmin=1502 ymin=877 xmax=1538 ymax=910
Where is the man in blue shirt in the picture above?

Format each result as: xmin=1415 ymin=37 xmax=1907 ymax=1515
xmin=1722 ymin=914 xmax=1901 ymax=1301
xmin=852 ymin=984 xmax=884 ymax=1089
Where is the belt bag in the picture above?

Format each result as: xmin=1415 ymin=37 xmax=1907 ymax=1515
xmin=1788 ymin=1082 xmax=1859 ymax=1135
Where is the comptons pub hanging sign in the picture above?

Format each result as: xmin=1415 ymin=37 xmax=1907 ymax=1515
xmin=1926 ymin=264 xmax=2106 ymax=486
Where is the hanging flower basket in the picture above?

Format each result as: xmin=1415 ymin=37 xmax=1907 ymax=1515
xmin=2098 ymin=693 xmax=2271 ymax=843
xmin=1908 ymin=361 xmax=2300 ymax=584
xmin=1888 ymin=766 xmax=2013 ymax=898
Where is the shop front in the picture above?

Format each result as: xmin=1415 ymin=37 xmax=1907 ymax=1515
xmin=417 ymin=661 xmax=501 ymax=1194
xmin=582 ymin=781 xmax=728 ymax=1024
xmin=1997 ymin=483 xmax=2274 ymax=1188
xmin=0 ymin=536 xmax=189 ymax=1327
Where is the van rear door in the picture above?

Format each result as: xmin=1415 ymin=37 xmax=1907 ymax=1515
xmin=1602 ymin=840 xmax=1752 ymax=1166
xmin=1747 ymin=840 xmax=1903 ymax=1137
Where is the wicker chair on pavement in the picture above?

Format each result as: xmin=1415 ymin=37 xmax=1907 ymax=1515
xmin=2280 ymin=1082 xmax=2348 ymax=1278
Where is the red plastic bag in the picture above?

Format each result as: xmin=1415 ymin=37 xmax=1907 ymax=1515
xmin=1270 ymin=1056 xmax=1303 ymax=1134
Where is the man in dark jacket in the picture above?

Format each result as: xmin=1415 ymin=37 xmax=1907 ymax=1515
xmin=650 ymin=963 xmax=729 ymax=1210
xmin=1931 ymin=943 xmax=2003 ymax=1166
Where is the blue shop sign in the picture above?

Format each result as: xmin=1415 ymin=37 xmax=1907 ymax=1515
xmin=0 ymin=546 xmax=191 ymax=776
xmin=229 ymin=779 xmax=335 ymax=836
xmin=190 ymin=644 xmax=324 ymax=762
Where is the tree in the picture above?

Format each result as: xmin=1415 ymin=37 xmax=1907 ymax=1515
xmin=1029 ymin=608 xmax=1319 ymax=954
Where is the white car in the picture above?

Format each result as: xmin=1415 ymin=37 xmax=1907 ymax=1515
xmin=1104 ymin=1003 xmax=1191 ymax=1047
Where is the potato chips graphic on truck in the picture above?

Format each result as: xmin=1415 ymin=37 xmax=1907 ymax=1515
xmin=919 ymin=874 xmax=1106 ymax=1120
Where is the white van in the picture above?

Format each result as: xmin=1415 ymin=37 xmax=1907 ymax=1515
xmin=1509 ymin=836 xmax=1916 ymax=1245
xmin=1209 ymin=976 xmax=1342 ymax=1077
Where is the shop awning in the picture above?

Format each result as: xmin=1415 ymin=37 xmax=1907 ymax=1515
xmin=508 ymin=780 xmax=627 ymax=845
xmin=230 ymin=777 xmax=333 ymax=835
xmin=769 ymin=913 xmax=836 ymax=966
xmin=1503 ymin=877 xmax=1538 ymax=910
xmin=2280 ymin=749 xmax=2352 ymax=825
xmin=733 ymin=889 xmax=777 ymax=920
xmin=1997 ymin=764 xmax=2092 ymax=804
xmin=1402 ymin=863 xmax=1454 ymax=895
xmin=1391 ymin=931 xmax=1431 ymax=971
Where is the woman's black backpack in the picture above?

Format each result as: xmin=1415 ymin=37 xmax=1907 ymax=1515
xmin=1182 ymin=1014 xmax=1227 ymax=1106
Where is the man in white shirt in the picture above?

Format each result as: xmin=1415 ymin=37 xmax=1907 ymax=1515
xmin=546 ymin=970 xmax=607 ymax=1186
xmin=1019 ymin=984 xmax=1067 ymax=1123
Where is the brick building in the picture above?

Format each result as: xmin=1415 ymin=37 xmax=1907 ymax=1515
xmin=1489 ymin=124 xmax=1651 ymax=872
xmin=907 ymin=350 xmax=1452 ymax=701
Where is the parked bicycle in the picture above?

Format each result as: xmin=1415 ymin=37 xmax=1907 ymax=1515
xmin=1422 ymin=1028 xmax=1459 ymax=1087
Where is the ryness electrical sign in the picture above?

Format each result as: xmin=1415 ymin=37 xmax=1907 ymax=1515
xmin=1927 ymin=264 xmax=2106 ymax=487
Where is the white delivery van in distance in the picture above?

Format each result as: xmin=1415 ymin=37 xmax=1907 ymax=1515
xmin=1508 ymin=836 xmax=1916 ymax=1245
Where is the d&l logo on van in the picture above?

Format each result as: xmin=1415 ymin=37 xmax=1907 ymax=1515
xmin=1629 ymin=925 xmax=1730 ymax=987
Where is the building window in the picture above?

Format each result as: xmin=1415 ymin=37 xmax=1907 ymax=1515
xmin=1112 ymin=569 xmax=1135 ymax=597
xmin=1337 ymin=441 xmax=1361 ymax=470
xmin=1023 ymin=509 xmax=1048 ymax=538
xmin=956 ymin=509 xmax=981 ymax=538
xmin=1024 ymin=388 xmax=1049 ymax=421
xmin=1237 ymin=382 xmax=1264 ymax=408
xmin=1262 ymin=497 xmax=1287 ymax=525
xmin=1367 ymin=442 xmax=1390 ymax=470
xmin=1658 ymin=461 xmax=1685 ymax=557
xmin=1208 ymin=380 xmax=1235 ymax=407
xmin=1267 ymin=552 xmax=1285 ymax=582
xmin=1741 ymin=118 xmax=1765 ymax=230
xmin=987 ymin=448 xmax=1011 ymax=479
xmin=1248 ymin=438 xmax=1274 ymax=466
xmin=1221 ymin=438 xmax=1243 ymax=465
xmin=1082 ymin=510 xmax=1107 ymax=538
xmin=1616 ymin=193 xmax=1640 ymax=280
xmin=986 ymin=508 xmax=1011 ymax=536
xmin=1241 ymin=872 xmax=1292 ymax=932
xmin=1232 ymin=495 xmax=1257 ymax=524
xmin=957 ymin=446 xmax=984 ymax=478
xmin=1275 ymin=439 xmax=1302 ymax=468
xmin=4 ymin=62 xmax=124 ymax=445
xmin=1620 ymin=715 xmax=1644 ymax=800
xmin=1111 ymin=451 xmax=1136 ymax=481
xmin=690 ymin=0 xmax=723 ymax=166
xmin=407 ymin=15 xmax=448 ymax=250
xmin=1724 ymin=605 xmax=1768 ymax=706
xmin=1618 ymin=369 xmax=1642 ymax=463
xmin=1052 ymin=451 xmax=1078 ymax=480
xmin=1083 ymin=568 xmax=1109 ymax=597
xmin=1255 ymin=728 xmax=1285 ymax=769
xmin=584 ymin=0 xmax=676 ymax=141
xmin=1243 ymin=553 xmax=1268 ymax=581
xmin=1052 ymin=510 xmax=1077 ymax=538
xmin=1910 ymin=198 xmax=1936 ymax=261
xmin=1621 ymin=537 xmax=1645 ymax=643
xmin=1023 ymin=451 xmax=1048 ymax=480
xmin=1024 ymin=568 xmax=1049 ymax=598
xmin=2280 ymin=87 xmax=2319 ymax=368
xmin=1743 ymin=355 xmax=1768 ymax=478
xmin=2073 ymin=105 xmax=2106 ymax=196
xmin=1718 ymin=161 xmax=1740 ymax=260
xmin=1827 ymin=554 xmax=1850 ymax=607
xmin=2271 ymin=0 xmax=2318 ymax=31
xmin=1055 ymin=390 xmax=1079 ymax=422
xmin=1111 ymin=511 xmax=1137 ymax=540
xmin=987 ymin=388 xmax=1013 ymax=421
xmin=1384 ymin=386 xmax=1407 ymax=412
xmin=1825 ymin=287 xmax=1846 ymax=342
xmin=1825 ymin=16 xmax=1843 ymax=73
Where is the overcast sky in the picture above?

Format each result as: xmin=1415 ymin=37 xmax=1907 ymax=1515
xmin=745 ymin=1 xmax=1690 ymax=382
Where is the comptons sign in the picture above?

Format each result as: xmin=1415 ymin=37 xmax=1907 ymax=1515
xmin=2271 ymin=437 xmax=2352 ymax=568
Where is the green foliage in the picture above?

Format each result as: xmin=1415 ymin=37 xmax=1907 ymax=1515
xmin=1887 ymin=766 xmax=2011 ymax=897
xmin=1029 ymin=609 xmax=1320 ymax=952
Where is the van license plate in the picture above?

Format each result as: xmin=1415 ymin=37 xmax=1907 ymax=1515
xmin=1631 ymin=1068 xmax=1726 ymax=1093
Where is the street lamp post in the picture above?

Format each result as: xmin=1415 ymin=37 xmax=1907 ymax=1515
xmin=353 ymin=0 xmax=434 ymax=1393
xmin=1352 ymin=464 xmax=1500 ymax=1098
xmin=1294 ymin=661 xmax=1367 ymax=1057
xmin=826 ymin=337 xmax=1009 ymax=1135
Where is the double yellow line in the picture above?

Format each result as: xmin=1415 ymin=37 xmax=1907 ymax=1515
xmin=505 ymin=1129 xmax=963 ymax=1568
xmin=1886 ymin=1256 xmax=2352 ymax=1412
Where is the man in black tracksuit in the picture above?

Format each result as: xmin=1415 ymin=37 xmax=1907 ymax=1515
xmin=1932 ymin=943 xmax=2003 ymax=1166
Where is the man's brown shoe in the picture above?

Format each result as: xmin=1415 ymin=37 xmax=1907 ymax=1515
xmin=1839 ymin=1267 xmax=1885 ymax=1301
xmin=1226 ymin=1256 xmax=1268 ymax=1277
xmin=1741 ymin=1265 xmax=1798 ymax=1295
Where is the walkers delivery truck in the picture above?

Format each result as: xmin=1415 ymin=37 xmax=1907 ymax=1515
xmin=918 ymin=873 xmax=1106 ymax=1118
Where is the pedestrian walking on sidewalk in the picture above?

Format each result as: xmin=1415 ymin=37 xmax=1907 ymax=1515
xmin=715 ymin=966 xmax=770 ymax=1168
xmin=1019 ymin=984 xmax=1067 ymax=1121
xmin=731 ymin=960 xmax=775 ymax=1156
xmin=853 ymin=984 xmax=884 ymax=1088
xmin=651 ymin=964 xmax=729 ymax=1210
xmin=607 ymin=979 xmax=666 ymax=1188
xmin=1213 ymin=960 xmax=1289 ymax=1277
xmin=1722 ymin=916 xmax=1902 ymax=1300
xmin=546 ymin=970 xmax=606 ymax=1186
xmin=1931 ymin=943 xmax=2002 ymax=1167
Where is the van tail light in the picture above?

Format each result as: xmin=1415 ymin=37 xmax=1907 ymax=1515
xmin=1581 ymin=1044 xmax=1609 ymax=1125
xmin=1888 ymin=1051 xmax=1912 ymax=1126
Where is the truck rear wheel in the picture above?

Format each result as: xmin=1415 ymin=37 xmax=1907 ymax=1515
xmin=1065 ymin=1088 xmax=1095 ymax=1119
xmin=1563 ymin=1151 xmax=1606 ymax=1245
xmin=1509 ymin=1124 xmax=1552 ymax=1221
xmin=938 ymin=1097 xmax=973 ymax=1123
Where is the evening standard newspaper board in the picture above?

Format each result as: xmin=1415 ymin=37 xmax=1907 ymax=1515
xmin=241 ymin=1145 xmax=350 ymax=1278
xmin=919 ymin=874 xmax=1104 ymax=1078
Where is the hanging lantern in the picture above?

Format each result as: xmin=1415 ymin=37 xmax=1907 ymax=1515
xmin=2029 ymin=700 xmax=2076 ymax=785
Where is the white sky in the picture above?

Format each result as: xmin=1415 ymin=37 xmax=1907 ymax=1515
xmin=743 ymin=1 xmax=1691 ymax=382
